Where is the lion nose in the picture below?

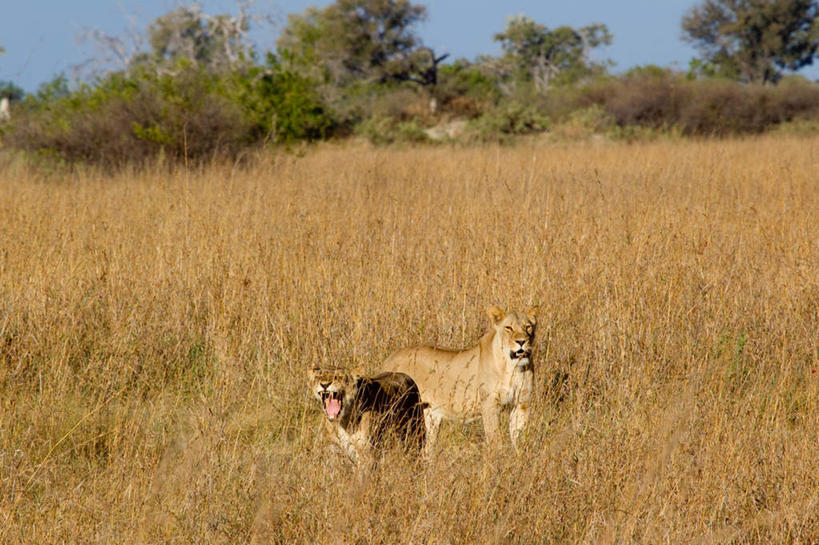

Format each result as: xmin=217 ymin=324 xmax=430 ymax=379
xmin=516 ymin=339 xmax=527 ymax=348
xmin=320 ymin=382 xmax=331 ymax=389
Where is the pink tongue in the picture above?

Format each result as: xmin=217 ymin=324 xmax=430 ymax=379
xmin=325 ymin=398 xmax=341 ymax=419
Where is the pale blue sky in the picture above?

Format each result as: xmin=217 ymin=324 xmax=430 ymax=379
xmin=2 ymin=0 xmax=818 ymax=92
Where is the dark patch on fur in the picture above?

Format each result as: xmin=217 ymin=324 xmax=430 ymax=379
xmin=351 ymin=372 xmax=427 ymax=454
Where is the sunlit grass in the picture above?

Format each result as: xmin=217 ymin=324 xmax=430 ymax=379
xmin=1 ymin=136 xmax=817 ymax=543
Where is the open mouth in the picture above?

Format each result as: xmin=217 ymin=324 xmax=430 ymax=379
xmin=320 ymin=391 xmax=342 ymax=420
xmin=510 ymin=349 xmax=532 ymax=362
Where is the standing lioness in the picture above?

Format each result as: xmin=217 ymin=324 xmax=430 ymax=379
xmin=383 ymin=306 xmax=537 ymax=453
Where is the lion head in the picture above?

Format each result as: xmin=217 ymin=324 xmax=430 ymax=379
xmin=309 ymin=367 xmax=359 ymax=421
xmin=487 ymin=305 xmax=538 ymax=367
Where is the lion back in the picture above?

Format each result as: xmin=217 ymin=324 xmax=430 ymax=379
xmin=357 ymin=372 xmax=426 ymax=453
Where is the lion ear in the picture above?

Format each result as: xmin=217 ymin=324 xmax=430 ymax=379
xmin=351 ymin=370 xmax=368 ymax=392
xmin=526 ymin=305 xmax=539 ymax=323
xmin=350 ymin=365 xmax=365 ymax=381
xmin=487 ymin=306 xmax=506 ymax=325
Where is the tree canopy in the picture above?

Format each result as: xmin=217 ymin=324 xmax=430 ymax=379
xmin=138 ymin=6 xmax=252 ymax=72
xmin=78 ymin=4 xmax=258 ymax=77
xmin=682 ymin=0 xmax=819 ymax=84
xmin=492 ymin=15 xmax=612 ymax=92
xmin=277 ymin=0 xmax=429 ymax=86
xmin=0 ymin=80 xmax=25 ymax=101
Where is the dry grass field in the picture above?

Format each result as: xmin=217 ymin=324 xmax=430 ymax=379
xmin=1 ymin=136 xmax=817 ymax=544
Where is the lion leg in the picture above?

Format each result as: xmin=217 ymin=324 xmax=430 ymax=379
xmin=509 ymin=402 xmax=529 ymax=454
xmin=481 ymin=400 xmax=502 ymax=450
xmin=350 ymin=413 xmax=374 ymax=469
xmin=423 ymin=408 xmax=442 ymax=456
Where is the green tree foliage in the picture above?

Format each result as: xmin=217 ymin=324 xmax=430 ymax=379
xmin=234 ymin=53 xmax=336 ymax=142
xmin=7 ymin=2 xmax=819 ymax=162
xmin=32 ymin=75 xmax=72 ymax=102
xmin=9 ymin=56 xmax=334 ymax=165
xmin=6 ymin=2 xmax=335 ymax=164
xmin=9 ymin=63 xmax=251 ymax=165
xmin=0 ymin=80 xmax=25 ymax=102
xmin=492 ymin=15 xmax=612 ymax=92
xmin=435 ymin=59 xmax=499 ymax=113
xmin=277 ymin=0 xmax=428 ymax=87
xmin=682 ymin=0 xmax=819 ymax=84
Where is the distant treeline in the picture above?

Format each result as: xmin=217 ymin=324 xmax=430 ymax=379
xmin=1 ymin=0 xmax=818 ymax=166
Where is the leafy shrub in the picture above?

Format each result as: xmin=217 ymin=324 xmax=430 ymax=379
xmin=465 ymin=100 xmax=550 ymax=142
xmin=435 ymin=60 xmax=499 ymax=117
xmin=232 ymin=53 xmax=336 ymax=143
xmin=8 ymin=65 xmax=251 ymax=167
xmin=6 ymin=53 xmax=819 ymax=167
xmin=5 ymin=55 xmax=335 ymax=167
xmin=0 ymin=80 xmax=25 ymax=101
xmin=355 ymin=115 xmax=428 ymax=145
xmin=548 ymin=104 xmax=614 ymax=140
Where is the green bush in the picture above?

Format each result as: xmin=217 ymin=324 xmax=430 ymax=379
xmin=8 ymin=65 xmax=251 ymax=166
xmin=355 ymin=115 xmax=428 ymax=145
xmin=547 ymin=104 xmax=614 ymax=140
xmin=0 ymin=80 xmax=25 ymax=102
xmin=465 ymin=100 xmax=550 ymax=142
xmin=232 ymin=53 xmax=337 ymax=143
xmin=5 ymin=56 xmax=335 ymax=167
xmin=435 ymin=60 xmax=499 ymax=117
xmin=6 ymin=53 xmax=819 ymax=167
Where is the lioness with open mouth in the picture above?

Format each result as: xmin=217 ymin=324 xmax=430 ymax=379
xmin=383 ymin=305 xmax=538 ymax=454
xmin=309 ymin=367 xmax=426 ymax=467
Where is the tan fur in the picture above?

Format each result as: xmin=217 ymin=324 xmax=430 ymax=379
xmin=308 ymin=368 xmax=426 ymax=468
xmin=383 ymin=305 xmax=538 ymax=454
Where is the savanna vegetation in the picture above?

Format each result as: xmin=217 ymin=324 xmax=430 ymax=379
xmin=1 ymin=1 xmax=818 ymax=543
xmin=1 ymin=136 xmax=817 ymax=543
xmin=2 ymin=0 xmax=819 ymax=167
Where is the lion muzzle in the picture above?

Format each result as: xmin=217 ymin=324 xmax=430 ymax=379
xmin=510 ymin=348 xmax=531 ymax=362
xmin=320 ymin=391 xmax=343 ymax=420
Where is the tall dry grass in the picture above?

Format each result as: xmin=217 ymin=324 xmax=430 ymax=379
xmin=0 ymin=136 xmax=817 ymax=544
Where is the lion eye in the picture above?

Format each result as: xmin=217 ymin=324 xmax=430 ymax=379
xmin=505 ymin=326 xmax=513 ymax=333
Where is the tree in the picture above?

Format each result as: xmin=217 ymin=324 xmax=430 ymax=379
xmin=142 ymin=6 xmax=251 ymax=71
xmin=79 ymin=2 xmax=266 ymax=77
xmin=0 ymin=43 xmax=24 ymax=102
xmin=492 ymin=15 xmax=612 ymax=92
xmin=682 ymin=0 xmax=819 ymax=84
xmin=236 ymin=53 xmax=336 ymax=142
xmin=277 ymin=0 xmax=432 ymax=86
xmin=0 ymin=80 xmax=24 ymax=102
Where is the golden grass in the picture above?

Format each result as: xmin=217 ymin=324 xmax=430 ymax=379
xmin=1 ymin=136 xmax=817 ymax=544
